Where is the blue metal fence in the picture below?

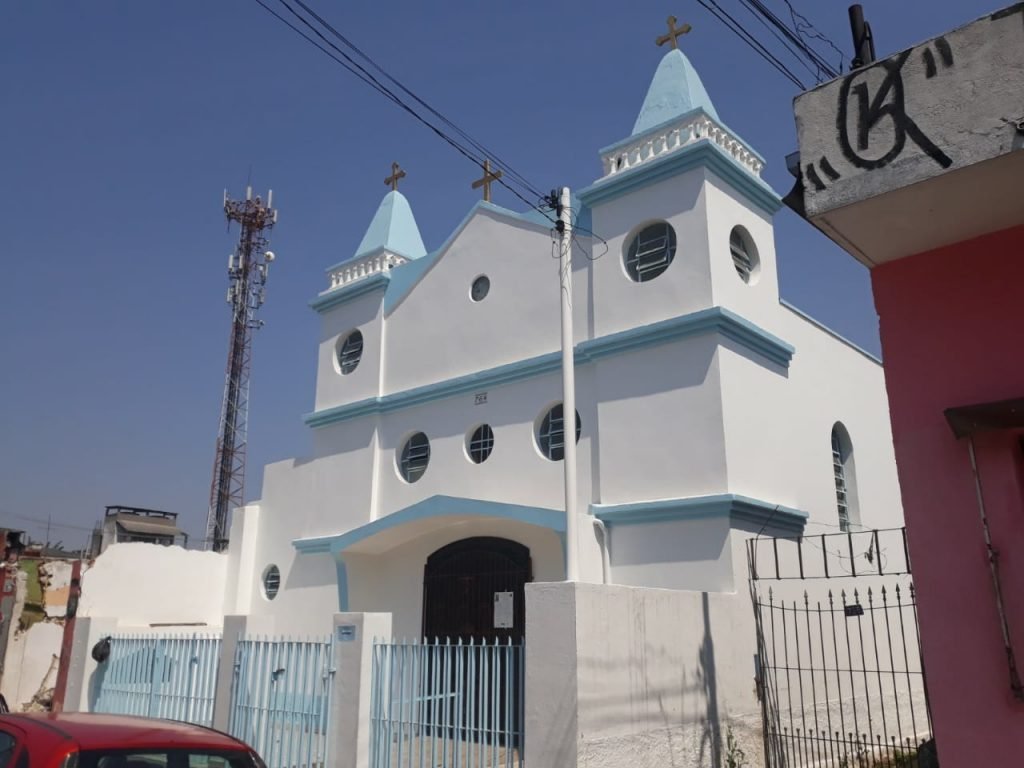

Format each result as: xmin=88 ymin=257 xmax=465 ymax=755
xmin=92 ymin=633 xmax=222 ymax=726
xmin=370 ymin=638 xmax=524 ymax=768
xmin=228 ymin=635 xmax=335 ymax=768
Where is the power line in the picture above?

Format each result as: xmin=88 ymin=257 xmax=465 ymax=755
xmin=288 ymin=0 xmax=545 ymax=202
xmin=1 ymin=511 xmax=96 ymax=533
xmin=253 ymin=0 xmax=554 ymax=221
xmin=738 ymin=0 xmax=841 ymax=81
xmin=695 ymin=0 xmax=808 ymax=89
xmin=779 ymin=0 xmax=847 ymax=71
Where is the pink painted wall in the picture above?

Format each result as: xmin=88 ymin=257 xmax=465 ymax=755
xmin=872 ymin=223 xmax=1024 ymax=764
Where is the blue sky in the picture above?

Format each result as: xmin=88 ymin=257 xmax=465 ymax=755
xmin=0 ymin=0 xmax=999 ymax=544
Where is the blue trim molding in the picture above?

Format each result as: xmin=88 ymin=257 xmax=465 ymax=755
xmin=592 ymin=493 xmax=807 ymax=536
xmin=292 ymin=494 xmax=566 ymax=555
xmin=310 ymin=271 xmax=391 ymax=314
xmin=293 ymin=494 xmax=565 ymax=613
xmin=304 ymin=306 xmax=794 ymax=429
xmin=579 ymin=139 xmax=782 ymax=217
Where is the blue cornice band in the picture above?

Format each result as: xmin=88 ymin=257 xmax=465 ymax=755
xmin=303 ymin=306 xmax=794 ymax=429
xmin=592 ymin=493 xmax=807 ymax=536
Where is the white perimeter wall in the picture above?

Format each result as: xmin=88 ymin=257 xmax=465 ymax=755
xmin=79 ymin=543 xmax=228 ymax=628
xmin=526 ymin=581 xmax=765 ymax=768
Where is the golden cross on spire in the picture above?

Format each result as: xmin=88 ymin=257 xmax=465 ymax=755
xmin=384 ymin=162 xmax=406 ymax=191
xmin=471 ymin=159 xmax=503 ymax=203
xmin=656 ymin=15 xmax=692 ymax=50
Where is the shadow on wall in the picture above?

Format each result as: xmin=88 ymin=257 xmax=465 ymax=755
xmin=698 ymin=591 xmax=722 ymax=768
xmin=86 ymin=657 xmax=107 ymax=712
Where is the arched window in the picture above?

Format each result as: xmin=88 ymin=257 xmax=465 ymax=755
xmin=831 ymin=423 xmax=859 ymax=531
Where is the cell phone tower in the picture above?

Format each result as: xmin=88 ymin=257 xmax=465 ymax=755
xmin=206 ymin=186 xmax=278 ymax=552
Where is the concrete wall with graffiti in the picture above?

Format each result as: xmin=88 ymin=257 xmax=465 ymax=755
xmin=794 ymin=4 xmax=1024 ymax=217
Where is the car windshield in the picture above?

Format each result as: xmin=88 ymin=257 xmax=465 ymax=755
xmin=73 ymin=750 xmax=259 ymax=768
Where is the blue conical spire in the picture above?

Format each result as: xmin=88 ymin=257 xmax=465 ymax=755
xmin=354 ymin=190 xmax=427 ymax=260
xmin=632 ymin=48 xmax=719 ymax=136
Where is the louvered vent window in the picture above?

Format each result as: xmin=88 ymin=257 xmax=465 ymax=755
xmin=730 ymin=227 xmax=755 ymax=283
xmin=263 ymin=565 xmax=281 ymax=600
xmin=467 ymin=424 xmax=495 ymax=464
xmin=832 ymin=428 xmax=851 ymax=532
xmin=338 ymin=330 xmax=364 ymax=375
xmin=625 ymin=222 xmax=677 ymax=283
xmin=538 ymin=404 xmax=582 ymax=461
xmin=399 ymin=432 xmax=430 ymax=483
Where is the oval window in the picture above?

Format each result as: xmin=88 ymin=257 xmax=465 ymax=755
xmin=467 ymin=424 xmax=495 ymax=464
xmin=471 ymin=275 xmax=490 ymax=302
xmin=537 ymin=404 xmax=582 ymax=461
xmin=399 ymin=432 xmax=431 ymax=483
xmin=624 ymin=222 xmax=677 ymax=282
xmin=262 ymin=565 xmax=281 ymax=600
xmin=729 ymin=226 xmax=760 ymax=284
xmin=337 ymin=330 xmax=364 ymax=375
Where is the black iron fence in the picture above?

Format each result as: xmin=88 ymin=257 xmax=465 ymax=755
xmin=749 ymin=528 xmax=935 ymax=768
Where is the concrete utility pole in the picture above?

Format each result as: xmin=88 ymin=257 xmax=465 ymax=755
xmin=557 ymin=186 xmax=579 ymax=582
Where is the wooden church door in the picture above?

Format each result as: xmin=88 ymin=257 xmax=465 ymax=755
xmin=421 ymin=537 xmax=531 ymax=642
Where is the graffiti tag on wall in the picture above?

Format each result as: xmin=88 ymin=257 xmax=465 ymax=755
xmin=804 ymin=38 xmax=962 ymax=191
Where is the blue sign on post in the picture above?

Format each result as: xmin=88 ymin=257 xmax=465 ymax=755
xmin=336 ymin=624 xmax=357 ymax=642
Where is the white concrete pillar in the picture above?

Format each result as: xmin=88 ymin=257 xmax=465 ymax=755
xmin=211 ymin=614 xmax=275 ymax=733
xmin=524 ymin=583 xmax=579 ymax=768
xmin=328 ymin=612 xmax=393 ymax=768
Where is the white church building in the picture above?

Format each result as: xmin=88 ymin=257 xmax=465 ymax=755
xmin=226 ymin=45 xmax=899 ymax=636
xmin=67 ymin=37 xmax=908 ymax=768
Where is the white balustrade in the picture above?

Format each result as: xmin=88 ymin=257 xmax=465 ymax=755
xmin=600 ymin=113 xmax=764 ymax=180
xmin=326 ymin=251 xmax=408 ymax=291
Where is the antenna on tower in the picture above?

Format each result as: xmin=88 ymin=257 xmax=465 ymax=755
xmin=206 ymin=187 xmax=279 ymax=552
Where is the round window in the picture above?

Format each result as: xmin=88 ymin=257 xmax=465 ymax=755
xmin=537 ymin=404 xmax=582 ymax=461
xmin=471 ymin=275 xmax=490 ymax=302
xmin=729 ymin=226 xmax=760 ymax=284
xmin=398 ymin=432 xmax=430 ymax=483
xmin=467 ymin=424 xmax=495 ymax=464
xmin=262 ymin=565 xmax=281 ymax=600
xmin=337 ymin=330 xmax=364 ymax=375
xmin=624 ymin=222 xmax=677 ymax=282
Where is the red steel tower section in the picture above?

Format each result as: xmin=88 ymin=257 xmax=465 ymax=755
xmin=206 ymin=187 xmax=277 ymax=552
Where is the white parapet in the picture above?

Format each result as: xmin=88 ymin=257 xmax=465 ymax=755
xmin=599 ymin=112 xmax=765 ymax=181
xmin=327 ymin=251 xmax=408 ymax=291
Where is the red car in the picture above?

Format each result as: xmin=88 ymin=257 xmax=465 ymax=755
xmin=0 ymin=713 xmax=265 ymax=768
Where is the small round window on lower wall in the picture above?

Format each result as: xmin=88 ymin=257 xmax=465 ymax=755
xmin=262 ymin=565 xmax=281 ymax=600
xmin=467 ymin=424 xmax=495 ymax=464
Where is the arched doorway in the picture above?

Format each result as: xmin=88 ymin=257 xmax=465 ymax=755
xmin=422 ymin=537 xmax=532 ymax=641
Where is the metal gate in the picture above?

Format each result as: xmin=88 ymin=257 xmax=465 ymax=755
xmin=749 ymin=528 xmax=935 ymax=767
xmin=92 ymin=633 xmax=222 ymax=726
xmin=227 ymin=635 xmax=334 ymax=768
xmin=370 ymin=638 xmax=524 ymax=768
